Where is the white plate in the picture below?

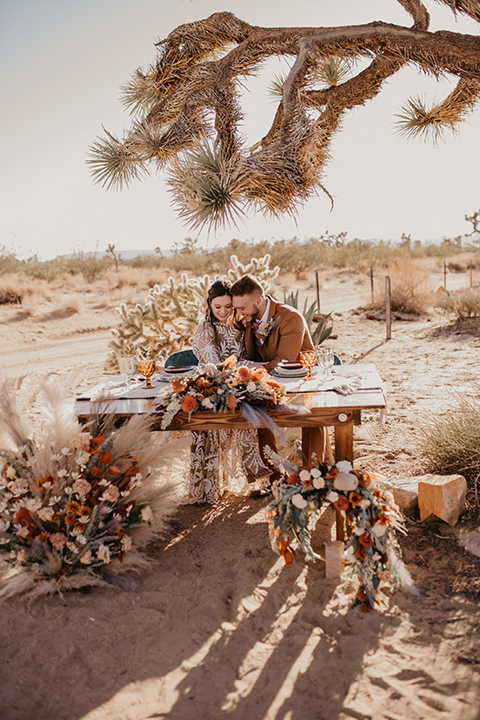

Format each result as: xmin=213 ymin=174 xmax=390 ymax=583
xmin=273 ymin=366 xmax=307 ymax=378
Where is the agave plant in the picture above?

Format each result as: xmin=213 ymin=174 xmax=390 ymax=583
xmin=283 ymin=288 xmax=333 ymax=345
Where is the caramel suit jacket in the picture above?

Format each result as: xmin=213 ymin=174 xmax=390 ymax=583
xmin=244 ymin=298 xmax=315 ymax=372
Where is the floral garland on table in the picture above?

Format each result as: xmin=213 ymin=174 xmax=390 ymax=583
xmin=266 ymin=460 xmax=409 ymax=611
xmin=157 ymin=355 xmax=286 ymax=430
xmin=0 ymin=385 xmax=174 ymax=599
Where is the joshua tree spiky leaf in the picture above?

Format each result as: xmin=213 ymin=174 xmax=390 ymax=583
xmin=89 ymin=2 xmax=480 ymax=227
xmin=167 ymin=142 xmax=247 ymax=233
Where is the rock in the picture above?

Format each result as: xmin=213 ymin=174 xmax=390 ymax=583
xmin=418 ymin=474 xmax=467 ymax=526
xmin=382 ymin=476 xmax=420 ymax=515
xmin=456 ymin=528 xmax=480 ymax=558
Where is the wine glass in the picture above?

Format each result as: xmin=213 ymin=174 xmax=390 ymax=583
xmin=299 ymin=350 xmax=317 ymax=380
xmin=137 ymin=358 xmax=156 ymax=389
xmin=315 ymin=346 xmax=334 ymax=380
xmin=118 ymin=356 xmax=136 ymax=386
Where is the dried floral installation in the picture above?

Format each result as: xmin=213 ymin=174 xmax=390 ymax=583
xmin=266 ymin=458 xmax=416 ymax=611
xmin=88 ymin=1 xmax=480 ymax=231
xmin=0 ymin=383 xmax=180 ymax=599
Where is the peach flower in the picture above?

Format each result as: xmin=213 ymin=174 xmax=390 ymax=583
xmin=180 ymin=395 xmax=198 ymax=413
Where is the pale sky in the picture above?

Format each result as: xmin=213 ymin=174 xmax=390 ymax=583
xmin=1 ymin=0 xmax=479 ymax=260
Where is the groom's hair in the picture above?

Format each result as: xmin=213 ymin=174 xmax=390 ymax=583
xmin=230 ymin=274 xmax=264 ymax=297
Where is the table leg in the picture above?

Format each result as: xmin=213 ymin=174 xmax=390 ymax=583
xmin=334 ymin=423 xmax=354 ymax=542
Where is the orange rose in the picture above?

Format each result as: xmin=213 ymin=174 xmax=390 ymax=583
xmin=251 ymin=367 xmax=268 ymax=381
xmin=355 ymin=545 xmax=367 ymax=561
xmin=172 ymin=379 xmax=188 ymax=393
xmin=358 ymin=531 xmax=374 ymax=547
xmin=222 ymin=355 xmax=237 ymax=370
xmin=334 ymin=495 xmax=350 ymax=512
xmin=360 ymin=471 xmax=382 ymax=489
xmin=180 ymin=395 xmax=198 ymax=413
xmin=266 ymin=378 xmax=284 ymax=390
xmin=227 ymin=393 xmax=238 ymax=412
xmin=237 ymin=366 xmax=252 ymax=383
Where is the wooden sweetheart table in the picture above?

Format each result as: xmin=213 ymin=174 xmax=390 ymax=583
xmin=75 ymin=363 xmax=386 ymax=541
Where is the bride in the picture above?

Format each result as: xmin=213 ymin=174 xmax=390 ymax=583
xmin=186 ymin=279 xmax=271 ymax=504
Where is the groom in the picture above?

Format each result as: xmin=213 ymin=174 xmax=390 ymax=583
xmin=230 ymin=274 xmax=325 ymax=470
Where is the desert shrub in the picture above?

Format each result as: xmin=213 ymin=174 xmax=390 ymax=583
xmin=0 ymin=274 xmax=51 ymax=305
xmin=436 ymin=288 xmax=480 ymax=320
xmin=421 ymin=396 xmax=480 ymax=485
xmin=0 ymin=246 xmax=21 ymax=275
xmin=374 ymin=259 xmax=433 ymax=315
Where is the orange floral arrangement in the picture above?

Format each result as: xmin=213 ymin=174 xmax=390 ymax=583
xmin=266 ymin=459 xmax=410 ymax=611
xmin=157 ymin=356 xmax=286 ymax=430
xmin=0 ymin=387 xmax=170 ymax=599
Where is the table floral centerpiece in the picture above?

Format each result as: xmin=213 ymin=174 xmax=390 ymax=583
xmin=266 ymin=458 xmax=415 ymax=611
xmin=157 ymin=355 xmax=287 ymax=430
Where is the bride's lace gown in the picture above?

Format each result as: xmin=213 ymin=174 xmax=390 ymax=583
xmin=185 ymin=320 xmax=270 ymax=504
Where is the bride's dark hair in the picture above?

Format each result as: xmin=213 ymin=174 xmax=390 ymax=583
xmin=206 ymin=280 xmax=232 ymax=348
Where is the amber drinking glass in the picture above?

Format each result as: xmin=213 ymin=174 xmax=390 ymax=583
xmin=137 ymin=358 xmax=156 ymax=389
xmin=299 ymin=350 xmax=317 ymax=380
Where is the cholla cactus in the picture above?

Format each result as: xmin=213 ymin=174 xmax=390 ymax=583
xmin=227 ymin=254 xmax=279 ymax=291
xmin=107 ymin=254 xmax=279 ymax=369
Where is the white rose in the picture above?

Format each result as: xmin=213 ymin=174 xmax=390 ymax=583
xmin=310 ymin=468 xmax=322 ymax=478
xmin=326 ymin=490 xmax=339 ymax=503
xmin=6 ymin=465 xmax=17 ymax=479
xmin=299 ymin=469 xmax=311 ymax=483
xmin=333 ymin=472 xmax=359 ymax=492
xmin=292 ymin=493 xmax=308 ymax=509
xmin=76 ymin=451 xmax=90 ymax=466
xmin=37 ymin=506 xmax=55 ymax=522
xmin=246 ymin=382 xmax=256 ymax=392
xmin=80 ymin=550 xmax=93 ymax=565
xmin=204 ymin=363 xmax=218 ymax=377
xmin=371 ymin=523 xmax=387 ymax=538
xmin=313 ymin=476 xmax=325 ymax=489
xmin=359 ymin=499 xmax=371 ymax=509
xmin=97 ymin=544 xmax=111 ymax=564
xmin=336 ymin=460 xmax=353 ymax=473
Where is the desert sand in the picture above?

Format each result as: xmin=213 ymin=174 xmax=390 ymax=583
xmin=0 ymin=267 xmax=479 ymax=720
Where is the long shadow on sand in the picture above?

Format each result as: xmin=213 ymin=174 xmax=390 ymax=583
xmin=2 ymin=494 xmax=475 ymax=720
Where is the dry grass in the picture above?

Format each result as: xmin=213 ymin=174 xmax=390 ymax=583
xmin=0 ymin=274 xmax=52 ymax=306
xmin=436 ymin=287 xmax=480 ymax=320
xmin=374 ymin=259 xmax=434 ymax=315
xmin=421 ymin=396 xmax=480 ymax=486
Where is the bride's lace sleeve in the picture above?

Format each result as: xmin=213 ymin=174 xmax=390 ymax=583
xmin=192 ymin=321 xmax=222 ymax=364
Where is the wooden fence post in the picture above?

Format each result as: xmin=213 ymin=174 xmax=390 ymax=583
xmin=315 ymin=270 xmax=321 ymax=313
xmin=370 ymin=265 xmax=374 ymax=305
xmin=385 ymin=275 xmax=392 ymax=341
